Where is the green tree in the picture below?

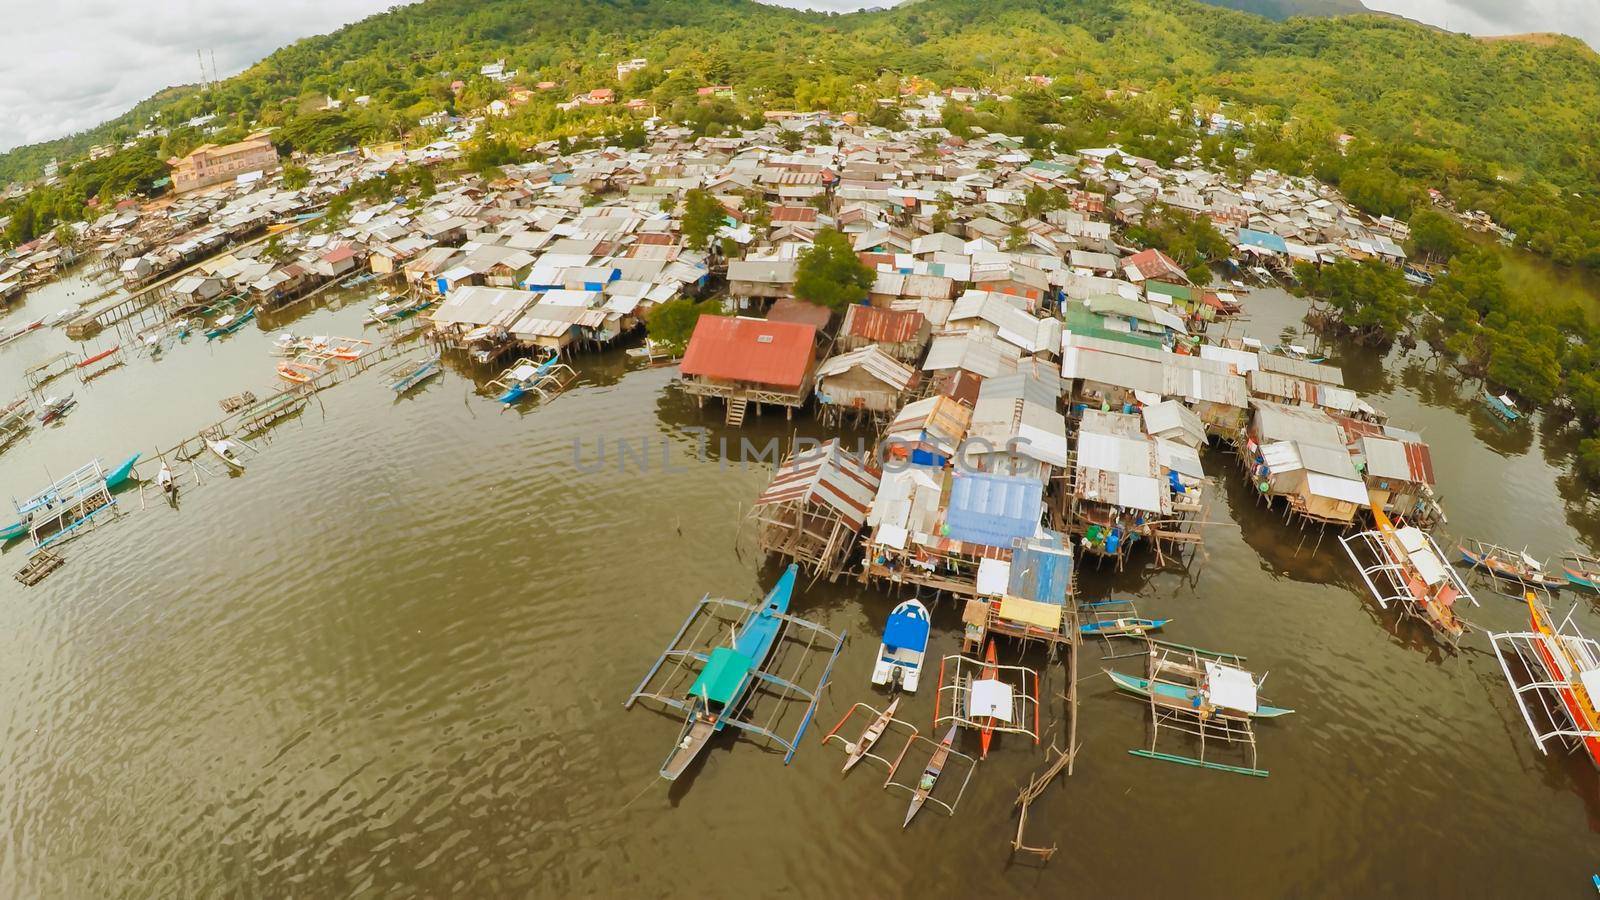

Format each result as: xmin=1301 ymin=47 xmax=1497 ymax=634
xmin=281 ymin=161 xmax=311 ymax=190
xmin=680 ymin=188 xmax=726 ymax=252
xmin=794 ymin=227 xmax=873 ymax=312
xmin=646 ymin=297 xmax=722 ymax=353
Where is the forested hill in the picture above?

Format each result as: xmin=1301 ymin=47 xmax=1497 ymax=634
xmin=5 ymin=0 xmax=1600 ymax=263
xmin=1196 ymin=0 xmax=1370 ymax=19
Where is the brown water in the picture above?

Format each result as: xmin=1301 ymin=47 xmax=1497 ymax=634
xmin=1 ymin=272 xmax=1598 ymax=898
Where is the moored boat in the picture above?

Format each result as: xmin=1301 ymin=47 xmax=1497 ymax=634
xmin=841 ymin=698 xmax=899 ymax=774
xmin=1080 ymin=616 xmax=1170 ymax=637
xmin=978 ymin=641 xmax=999 ymax=759
xmin=659 ymin=565 xmax=796 ymax=780
xmin=0 ymin=318 xmax=44 ymax=346
xmin=1341 ymin=508 xmax=1476 ymax=643
xmin=871 ymin=598 xmax=930 ymax=692
xmin=1106 ymin=669 xmax=1296 ymax=718
xmin=1482 ymin=389 xmax=1521 ymax=422
xmin=207 ymin=439 xmax=247 ymax=471
xmin=104 ymin=453 xmax=140 ymax=489
xmin=383 ymin=352 xmax=441 ymax=395
xmin=1458 ymin=539 xmax=1564 ymax=591
xmin=205 ymin=306 xmax=257 ymax=340
xmin=1561 ymin=553 xmax=1600 ymax=593
xmin=903 ymin=724 xmax=957 ymax=829
xmin=37 ymin=394 xmax=76 ymax=425
xmin=1489 ymin=592 xmax=1600 ymax=770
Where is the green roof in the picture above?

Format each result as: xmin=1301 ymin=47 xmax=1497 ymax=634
xmin=1064 ymin=302 xmax=1163 ymax=349
xmin=1145 ymin=281 xmax=1193 ymax=302
xmin=691 ymin=646 xmax=754 ymax=705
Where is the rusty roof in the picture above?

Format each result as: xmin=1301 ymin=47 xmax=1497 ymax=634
xmin=752 ymin=439 xmax=880 ymax=530
xmin=843 ymin=304 xmax=926 ymax=344
xmin=767 ymin=298 xmax=833 ymax=331
xmin=679 ymin=316 xmax=816 ymax=389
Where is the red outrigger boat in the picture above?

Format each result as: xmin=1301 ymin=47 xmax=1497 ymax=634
xmin=978 ymin=641 xmax=999 ymax=759
xmin=1489 ymin=592 xmax=1600 ymax=768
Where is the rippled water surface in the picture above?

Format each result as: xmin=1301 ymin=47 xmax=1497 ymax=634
xmin=1 ymin=272 xmax=1597 ymax=898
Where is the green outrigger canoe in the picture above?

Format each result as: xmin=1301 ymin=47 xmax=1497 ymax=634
xmin=1107 ymin=670 xmax=1295 ymax=718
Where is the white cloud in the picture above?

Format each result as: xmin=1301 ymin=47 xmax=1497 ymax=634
xmin=0 ymin=0 xmax=411 ymax=151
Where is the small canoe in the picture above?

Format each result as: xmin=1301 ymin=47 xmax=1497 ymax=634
xmin=0 ymin=318 xmax=44 ymax=346
xmin=1482 ymin=389 xmax=1521 ymax=422
xmin=842 ymin=698 xmax=899 ymax=774
xmin=904 ymin=724 xmax=957 ymax=829
xmin=978 ymin=641 xmax=999 ymax=760
xmin=77 ymin=345 xmax=119 ymax=368
xmin=208 ymin=439 xmax=246 ymax=471
xmin=104 ymin=453 xmax=140 ymax=489
xmin=1107 ymin=670 xmax=1295 ymax=718
xmin=1080 ymin=616 xmax=1170 ymax=637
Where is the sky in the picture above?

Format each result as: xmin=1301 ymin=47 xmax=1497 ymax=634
xmin=3 ymin=0 xmax=1595 ymax=153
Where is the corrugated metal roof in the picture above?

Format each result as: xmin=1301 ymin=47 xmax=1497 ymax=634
xmin=679 ymin=316 xmax=816 ymax=388
xmin=752 ymin=439 xmax=880 ymax=531
xmin=843 ymin=304 xmax=926 ymax=344
xmin=815 ymin=345 xmax=918 ymax=391
xmin=945 ymin=472 xmax=1044 ymax=549
xmin=1361 ymin=435 xmax=1412 ymax=481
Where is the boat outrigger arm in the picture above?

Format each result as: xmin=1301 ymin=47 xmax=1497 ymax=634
xmin=1488 ymin=628 xmax=1600 ymax=755
xmin=625 ymin=595 xmax=846 ymax=774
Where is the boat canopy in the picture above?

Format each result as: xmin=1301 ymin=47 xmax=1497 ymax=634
xmin=691 ymin=647 xmax=754 ymax=706
xmin=1203 ymin=662 xmax=1259 ymax=714
xmin=883 ymin=608 xmax=929 ymax=652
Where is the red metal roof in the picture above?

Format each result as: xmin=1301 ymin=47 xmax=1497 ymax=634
xmin=1403 ymin=440 xmax=1436 ymax=486
xmin=844 ymin=304 xmax=925 ymax=343
xmin=679 ymin=316 xmax=816 ymax=389
xmin=1126 ymin=248 xmax=1189 ymax=283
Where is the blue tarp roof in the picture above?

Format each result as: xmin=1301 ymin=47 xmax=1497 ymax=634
xmin=1008 ymin=535 xmax=1073 ymax=605
xmin=945 ymin=472 xmax=1043 ymax=548
xmin=1237 ymin=228 xmax=1288 ymax=254
xmin=883 ymin=605 xmax=929 ymax=652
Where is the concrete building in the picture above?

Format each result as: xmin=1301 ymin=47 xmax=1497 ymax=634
xmin=168 ymin=133 xmax=278 ymax=194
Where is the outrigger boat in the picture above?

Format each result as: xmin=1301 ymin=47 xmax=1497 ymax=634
xmin=871 ymin=598 xmax=930 ymax=692
xmin=276 ymin=359 xmax=328 ymax=385
xmin=1341 ymin=507 xmax=1477 ymax=643
xmin=1107 ymin=669 xmax=1296 ymax=718
xmin=1458 ymin=539 xmax=1565 ymax=591
xmin=37 ymin=394 xmax=75 ymax=425
xmin=365 ymin=295 xmax=435 ymax=325
xmin=903 ymin=724 xmax=957 ymax=828
xmin=0 ymin=519 xmax=27 ymax=542
xmin=1562 ymin=553 xmax=1600 ymax=593
xmin=841 ymin=698 xmax=899 ymax=774
xmin=493 ymin=355 xmax=567 ymax=406
xmin=207 ymin=439 xmax=247 ymax=471
xmin=978 ymin=641 xmax=1000 ymax=759
xmin=1490 ymin=592 xmax=1600 ymax=769
xmin=383 ymin=351 xmax=441 ymax=395
xmin=104 ymin=453 xmax=140 ymax=489
xmin=1482 ymin=389 xmax=1521 ymax=422
xmin=659 ymin=565 xmax=796 ymax=780
xmin=205 ymin=306 xmax=257 ymax=340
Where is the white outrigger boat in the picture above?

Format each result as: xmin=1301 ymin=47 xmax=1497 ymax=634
xmin=207 ymin=439 xmax=248 ymax=471
xmin=871 ymin=598 xmax=931 ymax=692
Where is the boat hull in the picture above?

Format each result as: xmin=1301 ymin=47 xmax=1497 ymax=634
xmin=105 ymin=454 xmax=140 ymax=489
xmin=1459 ymin=547 xmax=1563 ymax=590
xmin=661 ymin=715 xmax=717 ymax=781
xmin=1107 ymin=670 xmax=1295 ymax=718
xmin=1531 ymin=637 xmax=1600 ymax=769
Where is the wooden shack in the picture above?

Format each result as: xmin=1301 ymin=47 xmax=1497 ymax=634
xmin=813 ymin=346 xmax=918 ymax=425
xmin=750 ymin=439 xmax=880 ymax=580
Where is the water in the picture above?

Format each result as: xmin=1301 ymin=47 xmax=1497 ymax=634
xmin=1 ymin=271 xmax=1598 ymax=898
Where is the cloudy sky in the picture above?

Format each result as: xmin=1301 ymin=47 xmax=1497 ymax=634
xmin=3 ymin=0 xmax=1594 ymax=152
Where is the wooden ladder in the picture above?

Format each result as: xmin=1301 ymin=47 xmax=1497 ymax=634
xmin=725 ymin=397 xmax=748 ymax=427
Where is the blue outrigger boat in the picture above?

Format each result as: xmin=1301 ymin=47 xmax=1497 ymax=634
xmin=205 ymin=307 xmax=257 ymax=340
xmin=383 ymin=352 xmax=441 ymax=395
xmin=1081 ymin=616 xmax=1170 ymax=637
xmin=1107 ymin=670 xmax=1295 ymax=719
xmin=659 ymin=565 xmax=796 ymax=780
xmin=1482 ymin=389 xmax=1521 ymax=422
xmin=1562 ymin=554 xmax=1600 ymax=593
xmin=493 ymin=355 xmax=565 ymax=406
